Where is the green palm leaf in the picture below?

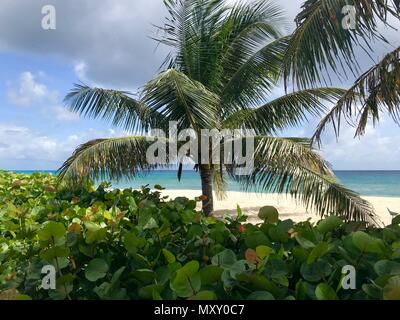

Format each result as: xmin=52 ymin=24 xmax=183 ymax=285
xmin=64 ymin=84 xmax=163 ymax=133
xmin=142 ymin=69 xmax=220 ymax=130
xmin=285 ymin=0 xmax=400 ymax=88
xmin=228 ymin=136 xmax=378 ymax=224
xmin=215 ymin=1 xmax=286 ymax=96
xmin=156 ymin=0 xmax=227 ymax=79
xmin=313 ymin=46 xmax=400 ymax=144
xmin=58 ymin=136 xmax=155 ymax=183
xmin=220 ymin=36 xmax=290 ymax=112
xmin=224 ymin=88 xmax=346 ymax=134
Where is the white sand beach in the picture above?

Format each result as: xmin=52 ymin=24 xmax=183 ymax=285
xmin=161 ymin=190 xmax=400 ymax=226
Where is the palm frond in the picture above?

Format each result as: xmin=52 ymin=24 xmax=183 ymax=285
xmin=58 ymin=136 xmax=155 ymax=184
xmin=156 ymin=0 xmax=286 ymax=96
xmin=64 ymin=84 xmax=163 ymax=133
xmin=142 ymin=69 xmax=220 ymax=130
xmin=227 ymin=136 xmax=378 ymax=224
xmin=211 ymin=164 xmax=227 ymax=200
xmin=155 ymin=0 xmax=227 ymax=79
xmin=213 ymin=1 xmax=286 ymax=94
xmin=284 ymin=0 xmax=400 ymax=88
xmin=220 ymin=36 xmax=290 ymax=112
xmin=223 ymin=88 xmax=346 ymax=134
xmin=313 ymin=46 xmax=400 ymax=144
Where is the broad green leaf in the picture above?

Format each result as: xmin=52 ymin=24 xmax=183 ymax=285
xmin=86 ymin=227 xmax=107 ymax=244
xmin=186 ymin=224 xmax=203 ymax=240
xmin=94 ymin=282 xmax=111 ymax=299
xmin=352 ymin=231 xmax=384 ymax=254
xmin=38 ymin=222 xmax=66 ymax=241
xmin=49 ymin=274 xmax=74 ymax=300
xmin=84 ymin=221 xmax=101 ymax=232
xmin=362 ymin=284 xmax=382 ymax=299
xmin=132 ymin=269 xmax=156 ymax=285
xmin=110 ymin=267 xmax=126 ymax=287
xmin=317 ymin=216 xmax=343 ymax=234
xmin=126 ymin=196 xmax=138 ymax=214
xmin=181 ymin=261 xmax=200 ymax=277
xmin=295 ymin=280 xmax=307 ymax=300
xmin=236 ymin=205 xmax=243 ymax=218
xmin=162 ymin=249 xmax=176 ymax=264
xmin=211 ymin=249 xmax=237 ymax=269
xmin=258 ymin=206 xmax=279 ymax=224
xmin=264 ymin=258 xmax=288 ymax=278
xmin=230 ymin=260 xmax=250 ymax=279
xmin=199 ymin=266 xmax=223 ymax=285
xmin=256 ymin=245 xmax=274 ymax=260
xmin=300 ymin=260 xmax=332 ymax=282
xmin=315 ymin=283 xmax=338 ymax=300
xmin=374 ymin=260 xmax=400 ymax=276
xmin=40 ymin=246 xmax=70 ymax=262
xmin=171 ymin=271 xmax=201 ymax=298
xmin=307 ymin=242 xmax=329 ymax=264
xmin=383 ymin=276 xmax=400 ymax=300
xmin=85 ymin=258 xmax=109 ymax=282
xmin=268 ymin=220 xmax=293 ymax=242
xmin=295 ymin=236 xmax=315 ymax=249
xmin=103 ymin=210 xmax=112 ymax=220
xmin=124 ymin=232 xmax=146 ymax=255
xmin=244 ymin=231 xmax=271 ymax=249
xmin=143 ymin=217 xmax=158 ymax=230
xmin=139 ymin=284 xmax=164 ymax=300
xmin=170 ymin=261 xmax=201 ymax=297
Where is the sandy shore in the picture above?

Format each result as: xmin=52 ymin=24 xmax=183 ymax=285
xmin=161 ymin=190 xmax=400 ymax=226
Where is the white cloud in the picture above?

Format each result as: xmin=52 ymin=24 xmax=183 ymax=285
xmin=0 ymin=124 xmax=124 ymax=169
xmin=74 ymin=61 xmax=88 ymax=82
xmin=0 ymin=125 xmax=58 ymax=161
xmin=7 ymin=72 xmax=48 ymax=107
xmin=319 ymin=121 xmax=400 ymax=170
xmin=52 ymin=106 xmax=80 ymax=122
xmin=6 ymin=72 xmax=78 ymax=123
xmin=0 ymin=0 xmax=169 ymax=88
xmin=0 ymin=0 xmax=398 ymax=89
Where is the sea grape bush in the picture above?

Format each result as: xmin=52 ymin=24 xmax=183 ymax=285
xmin=1 ymin=171 xmax=400 ymax=300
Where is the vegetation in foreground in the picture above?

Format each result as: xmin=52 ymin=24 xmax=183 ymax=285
xmin=1 ymin=171 xmax=400 ymax=300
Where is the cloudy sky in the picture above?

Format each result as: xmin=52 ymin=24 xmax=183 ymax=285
xmin=0 ymin=0 xmax=399 ymax=170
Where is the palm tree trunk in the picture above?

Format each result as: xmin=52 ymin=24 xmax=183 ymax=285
xmin=199 ymin=165 xmax=214 ymax=216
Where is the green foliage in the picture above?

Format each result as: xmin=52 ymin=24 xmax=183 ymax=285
xmin=1 ymin=171 xmax=400 ymax=300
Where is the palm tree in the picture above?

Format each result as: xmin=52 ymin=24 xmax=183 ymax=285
xmin=282 ymin=0 xmax=400 ymax=142
xmin=59 ymin=0 xmax=377 ymax=223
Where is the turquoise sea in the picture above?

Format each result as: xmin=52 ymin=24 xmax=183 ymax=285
xmin=12 ymin=170 xmax=400 ymax=197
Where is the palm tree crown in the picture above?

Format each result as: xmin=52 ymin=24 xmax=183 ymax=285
xmin=59 ymin=0 xmax=382 ymax=224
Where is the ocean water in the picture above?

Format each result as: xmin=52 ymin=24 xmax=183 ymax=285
xmin=11 ymin=170 xmax=400 ymax=197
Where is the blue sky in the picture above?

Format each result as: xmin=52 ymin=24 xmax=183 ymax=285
xmin=0 ymin=0 xmax=399 ymax=171
xmin=0 ymin=52 xmax=122 ymax=169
